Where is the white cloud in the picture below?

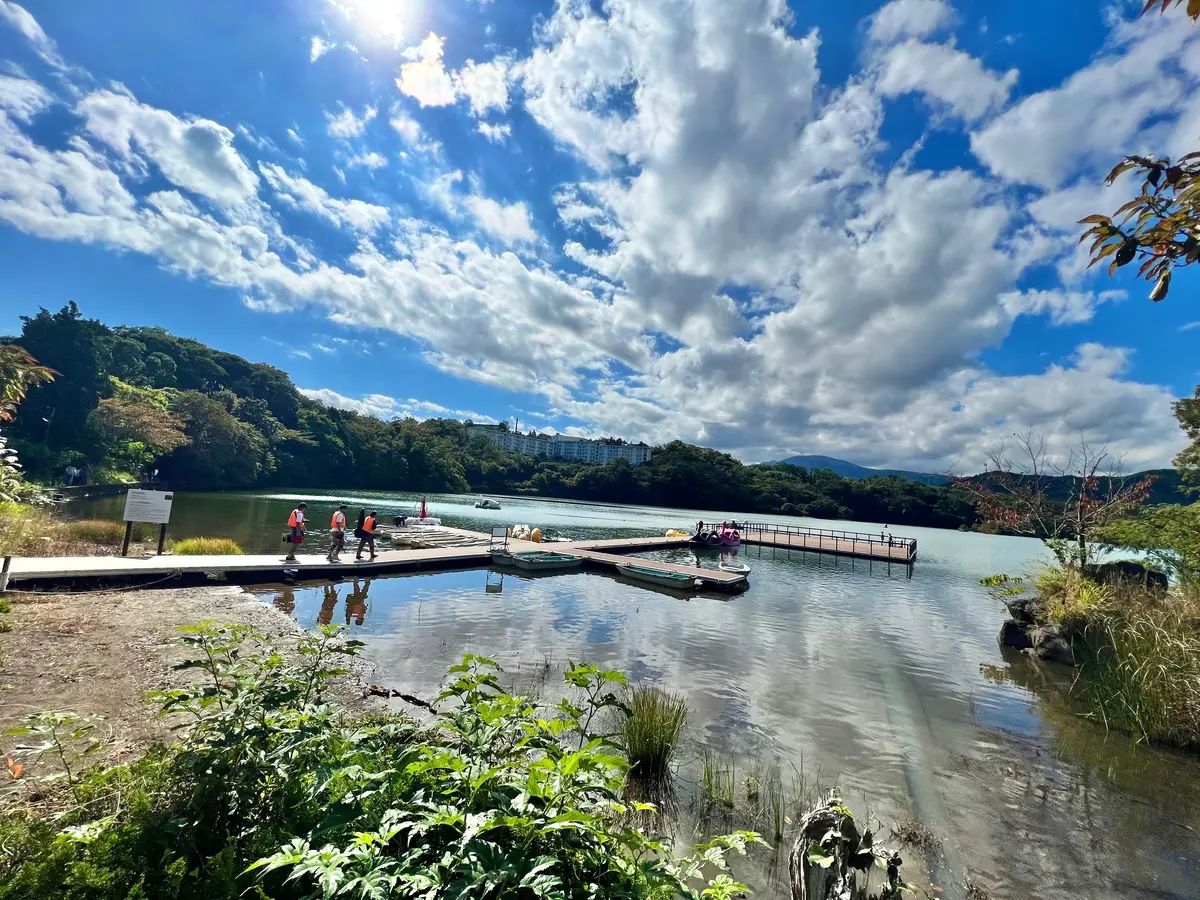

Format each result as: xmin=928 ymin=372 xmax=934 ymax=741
xmin=868 ymin=0 xmax=954 ymax=44
xmin=0 ymin=74 xmax=51 ymax=122
xmin=286 ymin=127 xmax=304 ymax=145
xmin=77 ymin=90 xmax=260 ymax=206
xmin=324 ymin=103 xmax=377 ymax=139
xmin=971 ymin=16 xmax=1200 ymax=188
xmin=453 ymin=56 xmax=512 ymax=116
xmin=300 ymin=388 xmax=497 ymax=423
xmin=310 ymin=36 xmax=334 ymax=61
xmin=348 ymin=151 xmax=387 ymax=169
xmin=260 ymin=163 xmax=389 ymax=232
xmin=875 ymin=40 xmax=1017 ymax=122
xmin=389 ymin=111 xmax=422 ymax=143
xmin=397 ymin=32 xmax=457 ymax=107
xmin=464 ymin=194 xmax=536 ymax=244
xmin=477 ymin=121 xmax=511 ymax=142
xmin=0 ymin=1 xmax=64 ymax=67
xmin=999 ymin=289 xmax=1124 ymax=327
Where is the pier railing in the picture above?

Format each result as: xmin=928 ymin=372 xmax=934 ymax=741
xmin=734 ymin=521 xmax=917 ymax=561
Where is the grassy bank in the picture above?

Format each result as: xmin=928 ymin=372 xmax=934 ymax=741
xmin=0 ymin=626 xmax=760 ymax=900
xmin=1005 ymin=566 xmax=1200 ymax=749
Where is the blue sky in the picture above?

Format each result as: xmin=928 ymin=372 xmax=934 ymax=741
xmin=1 ymin=0 xmax=1199 ymax=471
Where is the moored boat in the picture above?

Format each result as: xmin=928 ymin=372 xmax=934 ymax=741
xmin=717 ymin=561 xmax=751 ymax=575
xmin=510 ymin=550 xmax=583 ymax=572
xmin=617 ymin=562 xmax=702 ymax=591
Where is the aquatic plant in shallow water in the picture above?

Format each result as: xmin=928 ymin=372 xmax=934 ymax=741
xmin=621 ymin=684 xmax=689 ymax=779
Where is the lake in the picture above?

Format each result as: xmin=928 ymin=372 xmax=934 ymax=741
xmin=70 ymin=490 xmax=1200 ymax=899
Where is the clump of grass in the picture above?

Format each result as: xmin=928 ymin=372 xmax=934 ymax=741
xmin=0 ymin=501 xmax=49 ymax=556
xmin=700 ymin=749 xmax=736 ymax=809
xmin=1073 ymin=585 xmax=1200 ymax=748
xmin=172 ymin=537 xmax=245 ymax=556
xmin=890 ymin=817 xmax=942 ymax=854
xmin=0 ymin=595 xmax=11 ymax=634
xmin=1036 ymin=566 xmax=1108 ymax=629
xmin=54 ymin=519 xmax=157 ymax=546
xmin=621 ymin=685 xmax=688 ymax=778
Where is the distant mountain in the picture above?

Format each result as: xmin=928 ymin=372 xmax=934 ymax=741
xmin=776 ymin=455 xmax=950 ymax=486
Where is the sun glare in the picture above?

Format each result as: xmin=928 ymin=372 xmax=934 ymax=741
xmin=334 ymin=0 xmax=418 ymax=45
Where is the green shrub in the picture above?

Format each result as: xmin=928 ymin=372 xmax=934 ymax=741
xmin=0 ymin=626 xmax=761 ymax=899
xmin=622 ymin=685 xmax=689 ymax=779
xmin=171 ymin=537 xmax=244 ymax=555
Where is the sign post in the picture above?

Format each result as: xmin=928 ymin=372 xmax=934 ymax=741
xmin=121 ymin=489 xmax=174 ymax=557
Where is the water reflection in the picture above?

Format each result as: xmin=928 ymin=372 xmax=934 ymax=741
xmin=251 ymin=546 xmax=1200 ymax=900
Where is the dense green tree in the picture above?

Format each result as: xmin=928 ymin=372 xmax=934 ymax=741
xmin=11 ymin=303 xmax=111 ymax=451
xmin=162 ymin=391 xmax=270 ymax=486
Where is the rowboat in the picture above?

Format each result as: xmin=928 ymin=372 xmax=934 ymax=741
xmin=493 ymin=550 xmax=582 ymax=571
xmin=617 ymin=563 xmax=702 ymax=591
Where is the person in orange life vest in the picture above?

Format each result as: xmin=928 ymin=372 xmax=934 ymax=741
xmin=284 ymin=502 xmax=307 ymax=561
xmin=356 ymin=509 xmax=379 ymax=561
xmin=328 ymin=504 xmax=348 ymax=562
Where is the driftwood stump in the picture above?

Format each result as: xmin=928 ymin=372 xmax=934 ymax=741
xmin=788 ymin=792 xmax=905 ymax=900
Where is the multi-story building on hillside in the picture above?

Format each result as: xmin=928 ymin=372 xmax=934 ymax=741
xmin=467 ymin=425 xmax=652 ymax=465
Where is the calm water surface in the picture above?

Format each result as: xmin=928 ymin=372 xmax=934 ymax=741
xmin=72 ymin=490 xmax=1200 ymax=899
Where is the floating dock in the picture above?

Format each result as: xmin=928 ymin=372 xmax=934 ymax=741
xmin=1 ymin=529 xmax=745 ymax=592
xmin=1 ymin=522 xmax=914 ymax=592
xmin=736 ymin=522 xmax=917 ymax=563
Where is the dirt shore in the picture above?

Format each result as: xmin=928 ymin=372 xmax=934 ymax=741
xmin=0 ymin=586 xmax=315 ymax=761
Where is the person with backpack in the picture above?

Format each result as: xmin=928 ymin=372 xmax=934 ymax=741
xmin=328 ymin=504 xmax=348 ymax=563
xmin=356 ymin=509 xmax=379 ymax=561
xmin=284 ymin=502 xmax=307 ymax=562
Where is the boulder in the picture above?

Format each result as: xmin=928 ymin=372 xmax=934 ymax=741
xmin=1004 ymin=595 xmax=1043 ymax=625
xmin=1028 ymin=624 xmax=1075 ymax=665
xmin=999 ymin=618 xmax=1033 ymax=650
xmin=1085 ymin=560 xmax=1169 ymax=593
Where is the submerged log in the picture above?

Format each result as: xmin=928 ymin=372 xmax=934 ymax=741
xmin=788 ymin=791 xmax=905 ymax=900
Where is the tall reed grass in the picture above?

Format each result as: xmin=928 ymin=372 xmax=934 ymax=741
xmin=172 ymin=537 xmax=245 ymax=556
xmin=1073 ymin=582 xmax=1200 ymax=748
xmin=621 ymin=685 xmax=688 ymax=778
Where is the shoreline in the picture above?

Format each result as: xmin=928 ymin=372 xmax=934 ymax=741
xmin=0 ymin=585 xmax=360 ymax=764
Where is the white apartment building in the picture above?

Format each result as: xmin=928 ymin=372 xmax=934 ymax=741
xmin=468 ymin=425 xmax=652 ymax=465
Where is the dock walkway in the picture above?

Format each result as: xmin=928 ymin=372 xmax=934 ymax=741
xmin=2 ymin=522 xmax=913 ymax=592
xmin=2 ymin=529 xmax=739 ymax=591
xmin=736 ymin=522 xmax=916 ymax=563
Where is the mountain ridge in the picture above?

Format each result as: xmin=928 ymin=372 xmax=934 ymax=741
xmin=776 ymin=455 xmax=950 ymax=486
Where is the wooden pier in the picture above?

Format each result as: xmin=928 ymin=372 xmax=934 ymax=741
xmin=0 ymin=530 xmax=749 ymax=592
xmin=1 ymin=521 xmax=913 ymax=593
xmin=735 ymin=522 xmax=917 ymax=563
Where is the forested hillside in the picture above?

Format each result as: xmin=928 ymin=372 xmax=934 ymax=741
xmin=0 ymin=301 xmax=1068 ymax=530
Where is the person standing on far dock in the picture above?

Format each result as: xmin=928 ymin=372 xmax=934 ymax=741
xmin=328 ymin=504 xmax=348 ymax=562
xmin=284 ymin=502 xmax=307 ymax=561
xmin=356 ymin=509 xmax=379 ymax=561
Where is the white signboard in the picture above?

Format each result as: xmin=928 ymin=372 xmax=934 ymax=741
xmin=123 ymin=489 xmax=173 ymax=525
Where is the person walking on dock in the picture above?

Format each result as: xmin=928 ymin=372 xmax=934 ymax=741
xmin=284 ymin=502 xmax=307 ymax=562
xmin=328 ymin=504 xmax=348 ymax=562
xmin=356 ymin=509 xmax=379 ymax=561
